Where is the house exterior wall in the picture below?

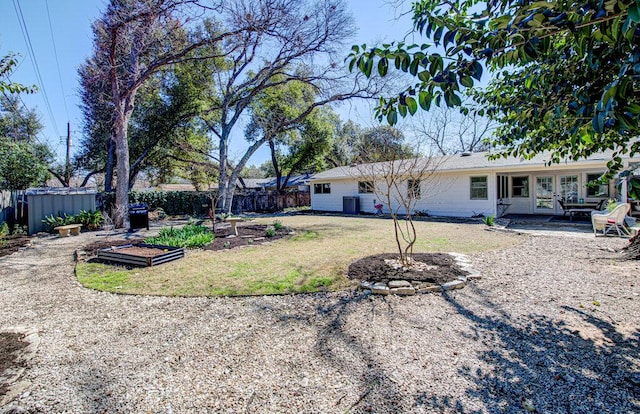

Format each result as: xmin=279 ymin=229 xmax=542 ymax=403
xmin=311 ymin=171 xmax=497 ymax=217
xmin=496 ymin=168 xmax=614 ymax=215
xmin=310 ymin=153 xmax=637 ymax=218
xmin=310 ymin=180 xmax=355 ymax=212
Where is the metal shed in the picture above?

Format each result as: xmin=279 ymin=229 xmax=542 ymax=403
xmin=25 ymin=187 xmax=97 ymax=234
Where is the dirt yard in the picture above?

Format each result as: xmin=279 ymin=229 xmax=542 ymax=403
xmin=1 ymin=221 xmax=638 ymax=413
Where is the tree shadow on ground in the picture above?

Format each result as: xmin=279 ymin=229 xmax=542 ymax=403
xmin=417 ymin=291 xmax=640 ymax=413
xmin=255 ymin=289 xmax=639 ymax=413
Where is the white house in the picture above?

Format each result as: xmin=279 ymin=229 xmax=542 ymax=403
xmin=310 ymin=151 xmax=639 ymax=217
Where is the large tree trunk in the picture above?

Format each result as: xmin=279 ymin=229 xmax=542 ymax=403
xmin=113 ymin=103 xmax=132 ymax=229
xmin=104 ymin=135 xmax=116 ymax=192
xmin=268 ymin=139 xmax=284 ymax=193
xmin=218 ymin=134 xmax=230 ymax=213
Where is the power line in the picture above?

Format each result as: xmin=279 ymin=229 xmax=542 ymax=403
xmin=0 ymin=90 xmax=50 ymax=150
xmin=45 ymin=0 xmax=70 ymax=121
xmin=12 ymin=0 xmax=61 ymax=138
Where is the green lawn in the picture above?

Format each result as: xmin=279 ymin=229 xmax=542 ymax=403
xmin=76 ymin=215 xmax=521 ymax=296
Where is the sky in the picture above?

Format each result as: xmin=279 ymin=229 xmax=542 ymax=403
xmin=0 ymin=0 xmax=415 ymax=169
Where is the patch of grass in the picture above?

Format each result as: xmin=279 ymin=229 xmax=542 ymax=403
xmin=76 ymin=216 xmax=522 ymax=297
xmin=291 ymin=230 xmax=319 ymax=241
xmin=76 ymin=263 xmax=138 ymax=292
xmin=144 ymin=224 xmax=213 ymax=248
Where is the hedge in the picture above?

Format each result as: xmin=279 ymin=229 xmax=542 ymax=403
xmin=98 ymin=191 xmax=214 ymax=216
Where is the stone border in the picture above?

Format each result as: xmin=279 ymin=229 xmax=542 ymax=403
xmin=0 ymin=327 xmax=40 ymax=407
xmin=359 ymin=252 xmax=482 ymax=296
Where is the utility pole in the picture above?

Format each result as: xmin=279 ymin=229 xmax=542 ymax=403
xmin=65 ymin=122 xmax=72 ymax=186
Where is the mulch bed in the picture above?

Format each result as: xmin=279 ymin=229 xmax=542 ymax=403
xmin=81 ymin=224 xmax=291 ymax=258
xmin=347 ymin=253 xmax=466 ymax=285
xmin=0 ymin=235 xmax=32 ymax=258
xmin=0 ymin=332 xmax=28 ymax=397
xmin=203 ymin=224 xmax=291 ymax=251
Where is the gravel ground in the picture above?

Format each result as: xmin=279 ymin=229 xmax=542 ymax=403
xmin=1 ymin=227 xmax=639 ymax=413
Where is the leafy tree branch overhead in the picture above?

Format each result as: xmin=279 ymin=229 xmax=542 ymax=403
xmin=348 ymin=0 xmax=640 ymax=173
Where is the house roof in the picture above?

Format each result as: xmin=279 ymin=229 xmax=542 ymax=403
xmin=237 ymin=178 xmax=270 ymax=189
xmin=261 ymin=173 xmax=314 ymax=188
xmin=312 ymin=150 xmax=638 ymax=181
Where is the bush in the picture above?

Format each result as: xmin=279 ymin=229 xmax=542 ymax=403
xmin=42 ymin=212 xmax=75 ymax=232
xmin=75 ymin=210 xmax=105 ymax=230
xmin=482 ymin=215 xmax=495 ymax=227
xmin=265 ymin=227 xmax=276 ymax=238
xmin=99 ymin=191 xmax=213 ymax=216
xmin=144 ymin=224 xmax=214 ymax=248
xmin=0 ymin=222 xmax=9 ymax=238
xmin=273 ymin=220 xmax=285 ymax=231
xmin=42 ymin=210 xmax=104 ymax=233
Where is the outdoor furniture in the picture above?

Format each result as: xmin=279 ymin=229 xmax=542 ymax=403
xmin=591 ymin=203 xmax=631 ymax=236
xmin=224 ymin=217 xmax=243 ymax=236
xmin=557 ymin=198 xmax=566 ymax=215
xmin=562 ymin=199 xmax=605 ymax=222
xmin=568 ymin=208 xmax=594 ymax=222
xmin=496 ymin=202 xmax=511 ymax=218
xmin=54 ymin=224 xmax=82 ymax=237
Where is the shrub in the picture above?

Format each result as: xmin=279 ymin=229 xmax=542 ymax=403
xmin=42 ymin=210 xmax=104 ymax=233
xmin=482 ymin=215 xmax=495 ymax=227
xmin=42 ymin=212 xmax=75 ymax=232
xmin=0 ymin=222 xmax=9 ymax=238
xmin=273 ymin=220 xmax=285 ymax=231
xmin=144 ymin=224 xmax=214 ymax=248
xmin=265 ymin=227 xmax=276 ymax=238
xmin=75 ymin=210 xmax=104 ymax=230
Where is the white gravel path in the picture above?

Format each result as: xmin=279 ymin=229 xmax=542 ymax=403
xmin=1 ymin=228 xmax=639 ymax=413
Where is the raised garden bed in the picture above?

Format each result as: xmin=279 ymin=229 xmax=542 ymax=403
xmin=96 ymin=243 xmax=185 ymax=267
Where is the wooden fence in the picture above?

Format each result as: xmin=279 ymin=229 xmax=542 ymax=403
xmin=232 ymin=191 xmax=310 ymax=213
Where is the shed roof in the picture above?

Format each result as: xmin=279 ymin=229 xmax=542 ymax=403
xmin=25 ymin=187 xmax=97 ymax=196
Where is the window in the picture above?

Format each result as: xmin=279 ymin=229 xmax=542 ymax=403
xmin=407 ymin=179 xmax=421 ymax=199
xmin=313 ymin=183 xmax=331 ymax=194
xmin=358 ymin=181 xmax=374 ymax=194
xmin=511 ymin=176 xmax=529 ymax=197
xmin=586 ymin=173 xmax=609 ymax=197
xmin=470 ymin=176 xmax=488 ymax=200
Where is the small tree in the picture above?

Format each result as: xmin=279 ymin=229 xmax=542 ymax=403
xmin=413 ymin=105 xmax=494 ymax=155
xmin=353 ymin=139 xmax=443 ymax=267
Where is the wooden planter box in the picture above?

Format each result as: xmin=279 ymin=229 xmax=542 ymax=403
xmin=97 ymin=243 xmax=185 ymax=267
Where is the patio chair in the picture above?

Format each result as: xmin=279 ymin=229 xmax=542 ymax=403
xmin=557 ymin=198 xmax=567 ymax=215
xmin=591 ymin=203 xmax=631 ymax=236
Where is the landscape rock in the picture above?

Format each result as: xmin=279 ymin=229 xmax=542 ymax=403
xmin=418 ymin=285 xmax=443 ymax=293
xmin=360 ymin=281 xmax=373 ymax=290
xmin=388 ymin=280 xmax=412 ymax=288
xmin=442 ymin=280 xmax=465 ymax=290
xmin=390 ymin=287 xmax=415 ymax=296
xmin=371 ymin=283 xmax=390 ymax=295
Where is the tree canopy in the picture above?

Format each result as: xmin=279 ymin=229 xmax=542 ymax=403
xmin=348 ymin=0 xmax=640 ymax=173
xmin=0 ymin=53 xmax=36 ymax=95
xmin=246 ymin=71 xmax=338 ymax=192
xmin=0 ymin=96 xmax=52 ymax=190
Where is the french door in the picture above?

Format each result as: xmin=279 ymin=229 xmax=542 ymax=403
xmin=535 ymin=174 xmax=579 ymax=214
